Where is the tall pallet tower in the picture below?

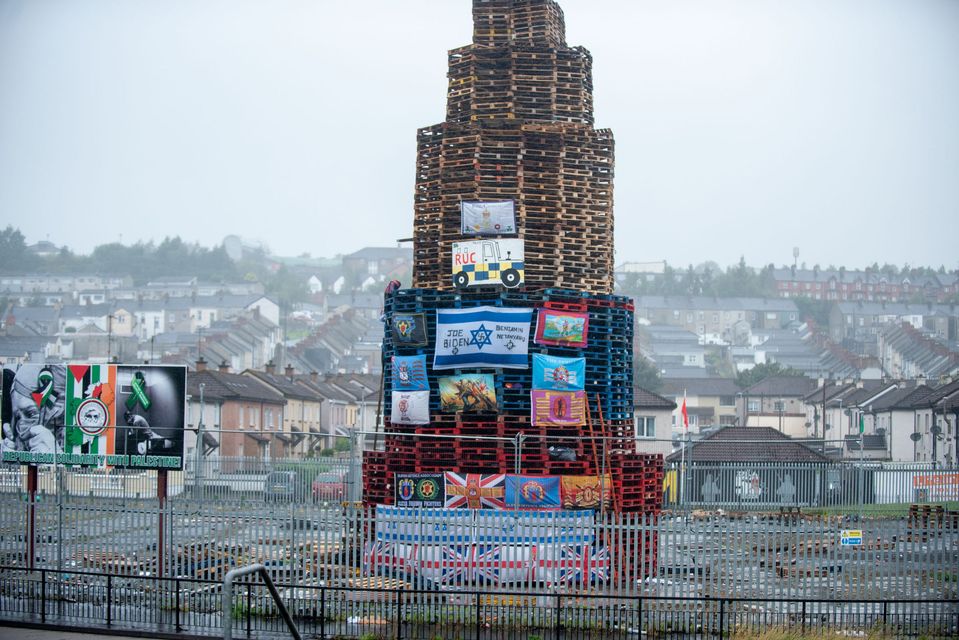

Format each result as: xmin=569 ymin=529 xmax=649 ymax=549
xmin=364 ymin=0 xmax=662 ymax=583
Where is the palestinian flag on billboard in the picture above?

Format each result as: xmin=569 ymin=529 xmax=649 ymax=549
xmin=64 ymin=364 xmax=117 ymax=459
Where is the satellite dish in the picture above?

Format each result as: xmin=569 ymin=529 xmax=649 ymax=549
xmin=910 ymin=433 xmax=922 ymax=442
xmin=931 ymin=425 xmax=942 ymax=436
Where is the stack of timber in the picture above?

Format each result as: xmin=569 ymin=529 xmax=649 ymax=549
xmin=414 ymin=0 xmax=614 ymax=294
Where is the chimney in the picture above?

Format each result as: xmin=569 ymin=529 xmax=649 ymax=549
xmin=252 ymin=306 xmax=260 ymax=320
xmin=218 ymin=360 xmax=230 ymax=373
xmin=195 ymin=357 xmax=207 ymax=372
xmin=310 ymin=370 xmax=318 ymax=383
xmin=285 ymin=364 xmax=295 ymax=379
xmin=265 ymin=360 xmax=275 ymax=375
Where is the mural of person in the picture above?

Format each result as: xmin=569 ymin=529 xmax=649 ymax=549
xmin=113 ymin=366 xmax=185 ymax=459
xmin=1 ymin=364 xmax=66 ymax=454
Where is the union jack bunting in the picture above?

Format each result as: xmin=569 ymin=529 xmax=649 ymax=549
xmin=444 ymin=472 xmax=506 ymax=509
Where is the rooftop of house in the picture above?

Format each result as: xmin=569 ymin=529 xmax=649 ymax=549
xmin=186 ymin=369 xmax=286 ymax=404
xmin=743 ymin=375 xmax=818 ymax=398
xmin=660 ymin=377 xmax=741 ymax=398
xmin=666 ymin=426 xmax=831 ymax=463
xmin=634 ymin=387 xmax=677 ymax=410
xmin=635 ymin=296 xmax=799 ymax=313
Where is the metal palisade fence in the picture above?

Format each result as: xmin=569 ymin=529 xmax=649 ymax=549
xmin=0 ymin=456 xmax=957 ymax=637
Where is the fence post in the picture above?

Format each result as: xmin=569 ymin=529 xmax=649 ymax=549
xmin=802 ymin=600 xmax=806 ymax=634
xmin=882 ymin=600 xmax=887 ymax=629
xmin=40 ymin=569 xmax=46 ymax=623
xmin=246 ymin=584 xmax=252 ymax=636
xmin=319 ymin=586 xmax=326 ymax=640
xmin=554 ymin=594 xmax=562 ymax=640
xmin=106 ymin=574 xmax=112 ymax=627
xmin=719 ymin=598 xmax=724 ymax=639
xmin=637 ymin=595 xmax=642 ymax=637
xmin=395 ymin=588 xmax=402 ymax=640
xmin=175 ymin=578 xmax=181 ymax=632
xmin=474 ymin=592 xmax=481 ymax=640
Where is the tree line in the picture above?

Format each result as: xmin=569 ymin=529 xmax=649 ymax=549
xmin=1 ymin=226 xmax=239 ymax=285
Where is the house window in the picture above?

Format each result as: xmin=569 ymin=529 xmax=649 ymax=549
xmin=720 ymin=414 xmax=737 ymax=426
xmin=238 ymin=406 xmax=244 ymax=428
xmin=635 ymin=416 xmax=655 ymax=439
xmin=774 ymin=401 xmax=785 ymax=412
xmin=747 ymin=399 xmax=760 ymax=412
xmin=720 ymin=396 xmax=735 ymax=406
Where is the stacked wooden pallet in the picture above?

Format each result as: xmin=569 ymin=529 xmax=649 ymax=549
xmin=413 ymin=121 xmax=614 ymax=294
xmin=413 ymin=0 xmax=612 ymax=295
xmin=444 ymin=46 xmax=594 ymax=125
xmin=472 ymin=0 xmax=567 ymax=50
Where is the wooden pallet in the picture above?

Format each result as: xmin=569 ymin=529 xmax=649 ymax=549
xmin=412 ymin=1 xmax=615 ymax=295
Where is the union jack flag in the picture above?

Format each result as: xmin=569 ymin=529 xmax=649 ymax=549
xmin=439 ymin=545 xmax=474 ymax=585
xmin=362 ymin=541 xmax=412 ymax=576
xmin=558 ymin=544 xmax=610 ymax=585
xmin=472 ymin=545 xmax=502 ymax=584
xmin=444 ymin=472 xmax=506 ymax=509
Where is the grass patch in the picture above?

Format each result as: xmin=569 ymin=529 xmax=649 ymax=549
xmin=801 ymin=502 xmax=959 ymax=518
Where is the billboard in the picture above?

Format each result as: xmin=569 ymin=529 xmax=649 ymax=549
xmin=1 ymin=363 xmax=187 ymax=469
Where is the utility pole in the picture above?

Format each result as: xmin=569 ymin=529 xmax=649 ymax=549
xmin=195 ymin=383 xmax=205 ymax=495
xmin=107 ymin=314 xmax=114 ymax=362
xmin=820 ymin=376 xmax=826 ymax=440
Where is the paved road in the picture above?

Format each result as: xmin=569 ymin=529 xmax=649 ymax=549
xmin=0 ymin=624 xmax=188 ymax=639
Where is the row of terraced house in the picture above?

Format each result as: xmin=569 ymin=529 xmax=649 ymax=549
xmin=184 ymin=359 xmax=380 ymax=462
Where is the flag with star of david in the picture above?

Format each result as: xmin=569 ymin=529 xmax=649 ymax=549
xmin=433 ymin=306 xmax=533 ymax=370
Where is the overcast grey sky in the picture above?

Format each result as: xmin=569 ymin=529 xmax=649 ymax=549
xmin=1 ymin=0 xmax=957 ymax=271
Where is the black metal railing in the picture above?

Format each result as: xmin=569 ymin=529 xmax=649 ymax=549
xmin=1 ymin=566 xmax=957 ymax=639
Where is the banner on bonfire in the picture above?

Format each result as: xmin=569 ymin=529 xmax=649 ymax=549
xmin=505 ymin=475 xmax=562 ymax=510
xmin=534 ymin=309 xmax=589 ymax=348
xmin=438 ymin=374 xmax=497 ymax=413
xmin=532 ymin=354 xmax=585 ymax=391
xmin=433 ymin=306 xmax=532 ymax=370
xmin=444 ymin=472 xmax=506 ymax=509
xmin=391 ymin=355 xmax=429 ymax=392
xmin=394 ymin=473 xmax=446 ymax=507
xmin=390 ymin=390 xmax=430 ymax=425
xmin=531 ymin=389 xmax=586 ymax=427
xmin=561 ymin=475 xmax=613 ymax=510
xmin=373 ymin=506 xmax=596 ymax=545
xmin=363 ymin=539 xmax=609 ymax=586
xmin=460 ymin=200 xmax=516 ymax=236
xmin=390 ymin=313 xmax=428 ymax=348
